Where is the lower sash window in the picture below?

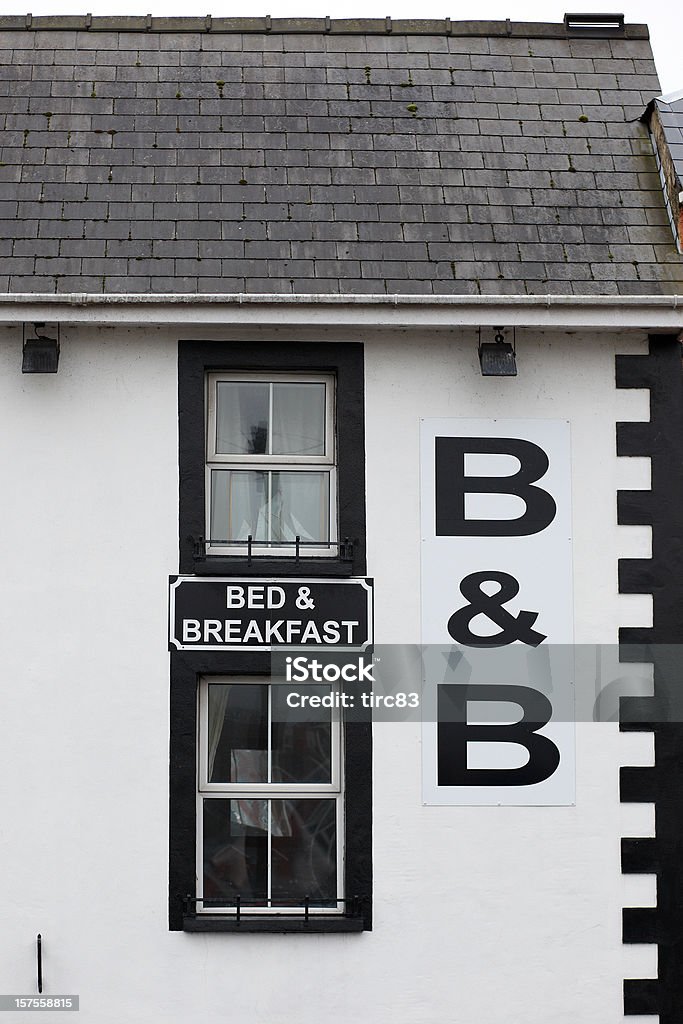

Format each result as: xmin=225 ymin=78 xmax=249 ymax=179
xmin=197 ymin=678 xmax=343 ymax=917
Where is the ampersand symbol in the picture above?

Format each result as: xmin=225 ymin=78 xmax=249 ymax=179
xmin=296 ymin=586 xmax=315 ymax=610
xmin=447 ymin=571 xmax=546 ymax=647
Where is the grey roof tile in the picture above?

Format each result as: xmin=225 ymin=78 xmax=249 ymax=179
xmin=10 ymin=274 xmax=56 ymax=290
xmin=0 ymin=18 xmax=680 ymax=295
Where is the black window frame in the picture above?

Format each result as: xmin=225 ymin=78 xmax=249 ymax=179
xmin=178 ymin=341 xmax=366 ymax=578
xmin=170 ymin=340 xmax=372 ymax=933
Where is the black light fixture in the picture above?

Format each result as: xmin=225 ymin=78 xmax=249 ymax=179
xmin=478 ymin=327 xmax=517 ymax=377
xmin=22 ymin=323 xmax=60 ymax=373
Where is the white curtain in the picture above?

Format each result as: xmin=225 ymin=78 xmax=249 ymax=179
xmin=270 ymin=472 xmax=328 ymax=543
xmin=212 ymin=471 xmax=328 ymax=545
xmin=211 ymin=470 xmax=268 ymax=542
xmin=216 ymin=381 xmax=325 ymax=456
xmin=216 ymin=382 xmax=268 ymax=454
xmin=272 ymin=383 xmax=325 ymax=455
xmin=208 ymin=684 xmax=231 ymax=781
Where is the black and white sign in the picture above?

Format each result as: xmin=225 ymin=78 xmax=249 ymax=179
xmin=169 ymin=577 xmax=373 ymax=651
xmin=420 ymin=419 xmax=574 ymax=806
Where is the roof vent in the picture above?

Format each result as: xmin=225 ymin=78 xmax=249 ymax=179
xmin=564 ymin=12 xmax=625 ymax=37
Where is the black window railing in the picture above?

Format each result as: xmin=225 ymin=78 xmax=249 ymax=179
xmin=183 ymin=894 xmax=364 ymax=924
xmin=193 ymin=536 xmax=356 ymax=564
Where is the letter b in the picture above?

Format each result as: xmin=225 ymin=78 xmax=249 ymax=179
xmin=437 ymin=683 xmax=560 ymax=787
xmin=226 ymin=586 xmax=245 ymax=608
xmin=435 ymin=436 xmax=556 ymax=536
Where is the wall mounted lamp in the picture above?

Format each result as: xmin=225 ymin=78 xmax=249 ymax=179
xmin=22 ymin=323 xmax=60 ymax=373
xmin=478 ymin=327 xmax=517 ymax=377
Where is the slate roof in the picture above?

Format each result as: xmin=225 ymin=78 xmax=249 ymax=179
xmin=0 ymin=16 xmax=682 ymax=297
xmin=654 ymin=90 xmax=683 ymax=192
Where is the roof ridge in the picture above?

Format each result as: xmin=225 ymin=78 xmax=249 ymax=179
xmin=659 ymin=87 xmax=683 ymax=106
xmin=0 ymin=13 xmax=651 ymax=38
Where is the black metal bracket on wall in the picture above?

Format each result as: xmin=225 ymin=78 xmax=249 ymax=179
xmin=617 ymin=334 xmax=683 ymax=1020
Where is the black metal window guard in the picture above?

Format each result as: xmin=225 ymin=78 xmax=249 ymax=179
xmin=185 ymin=894 xmax=362 ymax=920
xmin=182 ymin=895 xmax=364 ymax=932
xmin=193 ymin=536 xmax=356 ymax=564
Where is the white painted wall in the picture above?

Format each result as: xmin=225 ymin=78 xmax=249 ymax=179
xmin=364 ymin=329 xmax=655 ymax=1024
xmin=0 ymin=323 xmax=655 ymax=1023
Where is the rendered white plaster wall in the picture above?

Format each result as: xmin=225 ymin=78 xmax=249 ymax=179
xmin=0 ymin=324 xmax=655 ymax=1023
xmin=364 ymin=329 xmax=655 ymax=1024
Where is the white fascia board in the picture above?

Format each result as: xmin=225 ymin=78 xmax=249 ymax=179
xmin=0 ymin=293 xmax=682 ymax=331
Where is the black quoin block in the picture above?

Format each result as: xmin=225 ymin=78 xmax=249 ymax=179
xmin=617 ymin=335 xmax=683 ymax=1021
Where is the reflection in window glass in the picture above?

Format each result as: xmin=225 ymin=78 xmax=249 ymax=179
xmin=199 ymin=678 xmax=341 ymax=915
xmin=203 ymin=799 xmax=268 ymax=906
xmin=271 ymin=799 xmax=337 ymax=905
xmin=216 ymin=382 xmax=269 ymax=455
xmin=208 ymin=684 xmax=332 ymax=785
xmin=271 ymin=686 xmax=332 ymax=784
xmin=208 ymin=684 xmax=267 ymax=784
xmin=202 ymin=798 xmax=337 ymax=908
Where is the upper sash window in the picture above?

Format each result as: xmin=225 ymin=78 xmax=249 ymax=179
xmin=206 ymin=373 xmax=336 ymax=558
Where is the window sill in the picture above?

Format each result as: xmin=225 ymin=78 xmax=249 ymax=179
xmin=183 ymin=914 xmax=365 ymax=933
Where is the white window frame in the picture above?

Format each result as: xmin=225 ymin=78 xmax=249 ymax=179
xmin=205 ymin=371 xmax=337 ymax=557
xmin=196 ymin=676 xmax=344 ymax=916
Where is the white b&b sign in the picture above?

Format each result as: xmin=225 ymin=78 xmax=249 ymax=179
xmin=420 ymin=419 xmax=574 ymax=805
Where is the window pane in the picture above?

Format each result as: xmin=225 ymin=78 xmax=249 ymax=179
xmin=271 ymin=383 xmax=326 ymax=456
xmin=271 ymin=686 xmax=332 ymax=784
xmin=271 ymin=799 xmax=337 ymax=905
xmin=216 ymin=382 xmax=269 ymax=455
xmin=210 ymin=470 xmax=268 ymax=542
xmin=203 ymin=799 xmax=268 ymax=906
xmin=211 ymin=471 xmax=329 ymax=546
xmin=270 ymin=472 xmax=329 ymax=543
xmin=207 ymin=683 xmax=267 ymax=784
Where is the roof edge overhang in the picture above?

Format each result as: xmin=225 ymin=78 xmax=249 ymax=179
xmin=0 ymin=293 xmax=681 ymax=331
